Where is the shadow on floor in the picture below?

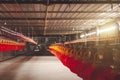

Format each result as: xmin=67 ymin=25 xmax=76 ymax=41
xmin=0 ymin=56 xmax=32 ymax=80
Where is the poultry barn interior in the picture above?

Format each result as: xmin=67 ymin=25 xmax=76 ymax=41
xmin=0 ymin=0 xmax=120 ymax=80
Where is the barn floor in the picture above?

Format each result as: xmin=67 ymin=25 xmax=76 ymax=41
xmin=0 ymin=56 xmax=82 ymax=80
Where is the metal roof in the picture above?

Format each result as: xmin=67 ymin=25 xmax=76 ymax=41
xmin=0 ymin=0 xmax=120 ymax=36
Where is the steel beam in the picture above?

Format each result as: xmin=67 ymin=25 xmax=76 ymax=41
xmin=0 ymin=22 xmax=44 ymax=24
xmin=0 ymin=0 xmax=120 ymax=4
xmin=19 ymin=30 xmax=84 ymax=31
xmin=44 ymin=0 xmax=49 ymax=35
xmin=28 ymin=34 xmax=62 ymax=37
xmin=4 ymin=26 xmax=44 ymax=27
xmin=0 ymin=17 xmax=114 ymax=20
xmin=0 ymin=11 xmax=120 ymax=13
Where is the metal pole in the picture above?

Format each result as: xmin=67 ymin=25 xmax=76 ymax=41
xmin=96 ymin=26 xmax=100 ymax=46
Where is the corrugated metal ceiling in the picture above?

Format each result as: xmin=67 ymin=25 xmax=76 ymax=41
xmin=0 ymin=0 xmax=120 ymax=36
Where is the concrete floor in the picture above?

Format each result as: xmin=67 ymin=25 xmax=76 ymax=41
xmin=0 ymin=56 xmax=82 ymax=80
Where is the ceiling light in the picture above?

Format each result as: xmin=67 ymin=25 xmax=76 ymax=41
xmin=72 ymin=28 xmax=75 ymax=31
xmin=4 ymin=22 xmax=7 ymax=25
xmin=80 ymin=32 xmax=96 ymax=38
xmin=98 ymin=26 xmax=115 ymax=33
xmin=86 ymin=32 xmax=96 ymax=36
xmin=80 ymin=34 xmax=85 ymax=38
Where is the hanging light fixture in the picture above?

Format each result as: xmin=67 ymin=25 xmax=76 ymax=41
xmin=72 ymin=28 xmax=75 ymax=31
xmin=4 ymin=22 xmax=7 ymax=25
